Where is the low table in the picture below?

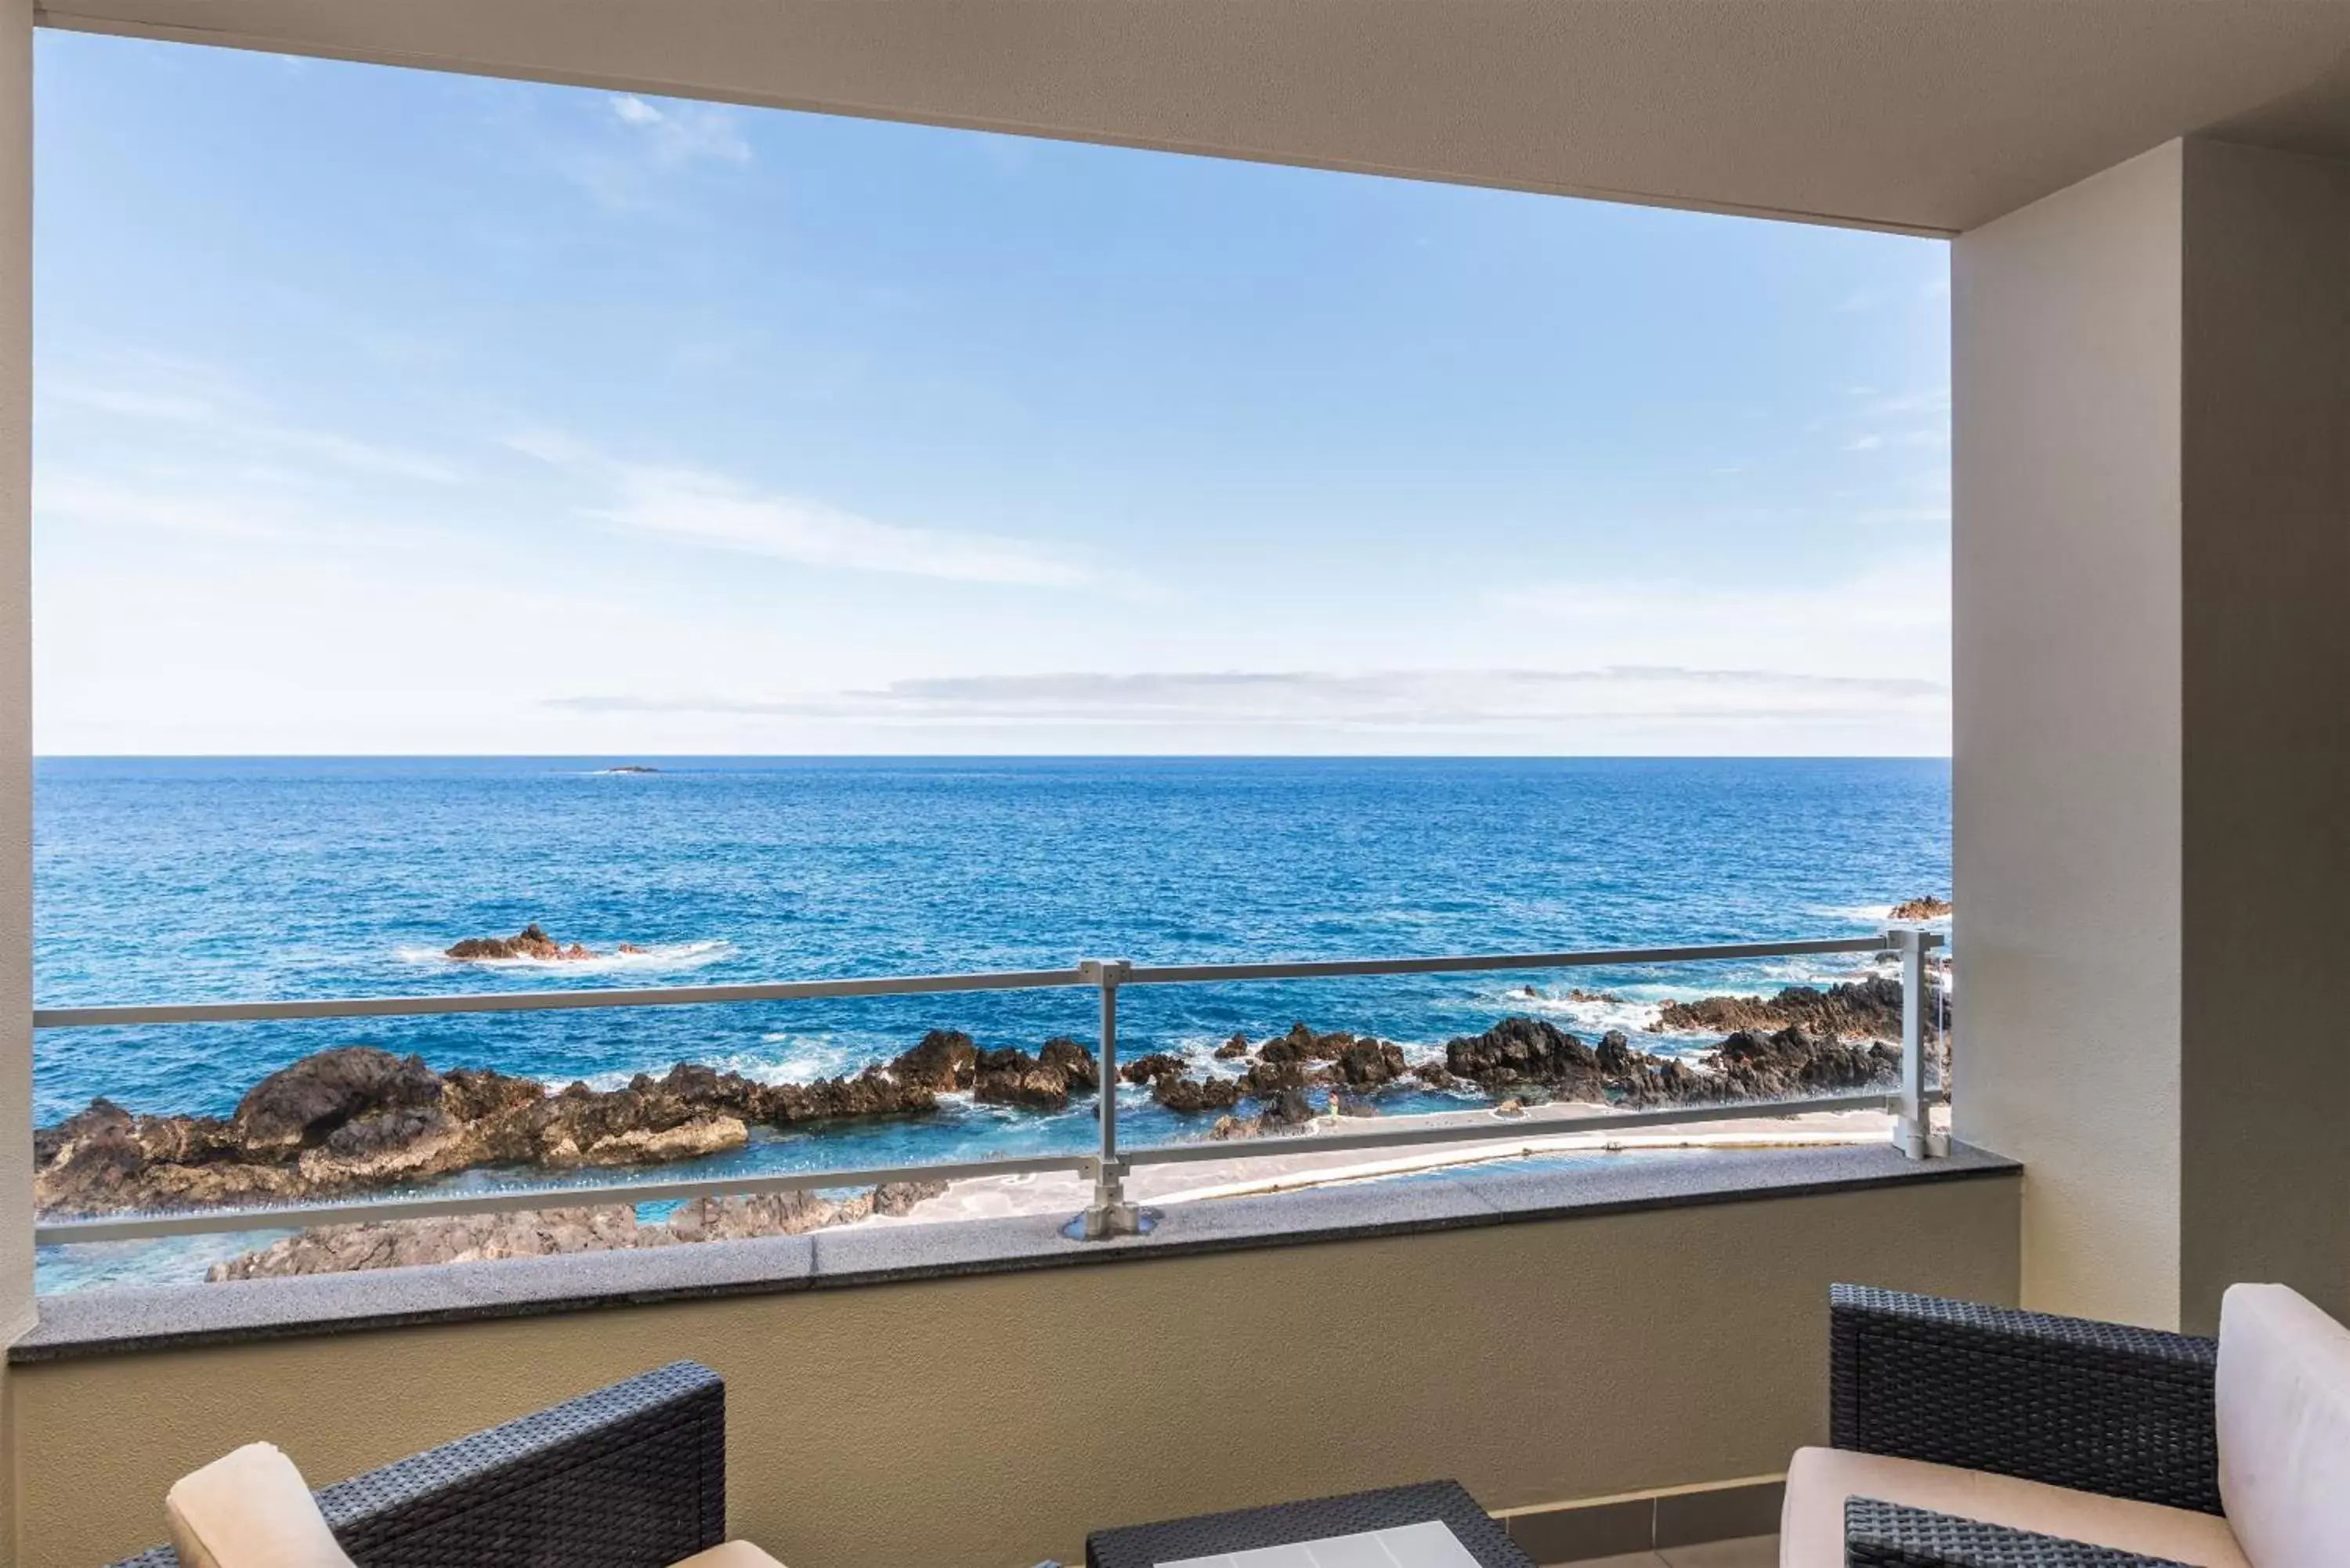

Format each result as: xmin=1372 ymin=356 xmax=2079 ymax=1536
xmin=1085 ymin=1480 xmax=1536 ymax=1568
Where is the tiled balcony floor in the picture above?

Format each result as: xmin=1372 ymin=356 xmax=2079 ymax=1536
xmin=1573 ymin=1536 xmax=1775 ymax=1568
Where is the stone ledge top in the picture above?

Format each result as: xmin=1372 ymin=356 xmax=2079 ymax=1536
xmin=12 ymin=1140 xmax=2016 ymax=1363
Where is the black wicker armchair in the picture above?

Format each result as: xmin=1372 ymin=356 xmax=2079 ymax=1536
xmin=107 ymin=1360 xmax=727 ymax=1568
xmin=1822 ymin=1284 xmax=2230 ymax=1568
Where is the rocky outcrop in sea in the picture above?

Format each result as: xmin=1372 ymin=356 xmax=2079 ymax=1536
xmin=1648 ymin=973 xmax=1945 ymax=1040
xmin=33 ymin=1031 xmax=991 ymax=1217
xmin=32 ymin=979 xmax=1917 ymax=1223
xmin=443 ymin=924 xmax=647 ymax=962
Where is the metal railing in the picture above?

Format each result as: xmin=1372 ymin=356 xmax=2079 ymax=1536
xmin=31 ymin=929 xmax=1945 ymax=1247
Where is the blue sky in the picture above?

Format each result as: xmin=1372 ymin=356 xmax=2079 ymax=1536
xmin=30 ymin=34 xmax=1950 ymax=755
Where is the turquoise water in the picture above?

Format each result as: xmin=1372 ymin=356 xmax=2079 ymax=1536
xmin=34 ymin=756 xmax=1947 ymax=1286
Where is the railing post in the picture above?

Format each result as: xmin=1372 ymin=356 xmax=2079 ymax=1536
xmin=1078 ymin=958 xmax=1144 ymax=1238
xmin=1892 ymin=926 xmax=1930 ymax=1158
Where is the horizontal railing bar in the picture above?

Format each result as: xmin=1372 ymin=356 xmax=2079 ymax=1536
xmin=32 ymin=1150 xmax=1100 ymax=1245
xmin=1122 ymin=935 xmax=1916 ymax=986
xmin=31 ymin=966 xmax=1094 ymax=1029
xmin=31 ymin=932 xmax=1938 ymax=1030
xmin=1122 ymin=1091 xmax=1915 ymax=1167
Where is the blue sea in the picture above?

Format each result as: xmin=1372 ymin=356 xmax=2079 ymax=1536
xmin=34 ymin=756 xmax=1947 ymax=1288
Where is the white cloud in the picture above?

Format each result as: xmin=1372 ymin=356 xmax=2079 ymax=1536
xmin=557 ymin=666 xmax=1943 ymax=728
xmin=497 ymin=425 xmax=594 ymax=467
xmin=35 ymin=555 xmax=663 ymax=754
xmin=499 ymin=425 xmax=1103 ymax=589
xmin=1828 ymin=385 xmax=1950 ymax=461
xmin=36 ymin=471 xmax=291 ymax=541
xmin=605 ymin=94 xmax=751 ymax=168
xmin=33 ymin=461 xmax=525 ymax=562
xmin=49 ymin=356 xmax=461 ymax=484
xmin=56 ymin=381 xmax=217 ymax=425
xmin=543 ymin=96 xmax=756 ymax=211
xmin=1485 ymin=560 xmax=1948 ymax=686
xmin=269 ymin=426 xmax=463 ymax=483
xmin=1854 ymin=388 xmax=1951 ymax=418
xmin=544 ymin=664 xmax=1949 ymax=754
xmin=596 ymin=462 xmax=1096 ymax=590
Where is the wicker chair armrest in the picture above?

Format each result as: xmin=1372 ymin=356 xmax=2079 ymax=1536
xmin=107 ymin=1360 xmax=725 ymax=1568
xmin=1845 ymin=1498 xmax=2193 ymax=1568
xmin=1830 ymin=1285 xmax=2220 ymax=1514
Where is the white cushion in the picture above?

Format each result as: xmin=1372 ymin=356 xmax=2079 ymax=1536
xmin=1781 ymin=1446 xmax=2249 ymax=1567
xmin=669 ymin=1545 xmax=787 ymax=1568
xmin=164 ymin=1443 xmax=356 ymax=1568
xmin=2218 ymin=1282 xmax=2350 ymax=1568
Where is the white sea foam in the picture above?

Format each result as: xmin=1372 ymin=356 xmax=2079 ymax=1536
xmin=1813 ymin=902 xmax=1897 ymax=923
xmin=1742 ymin=956 xmax=1879 ymax=986
xmin=1466 ymin=956 xmax=1900 ymax=1040
xmin=577 ymin=1033 xmax=884 ymax=1093
xmin=1478 ymin=985 xmax=1663 ymax=1036
xmin=1151 ymin=1032 xmax=1254 ymax=1080
xmin=1813 ymin=901 xmax=1951 ymax=928
xmin=396 ymin=938 xmax=733 ymax=974
xmin=744 ymin=1034 xmax=872 ymax=1082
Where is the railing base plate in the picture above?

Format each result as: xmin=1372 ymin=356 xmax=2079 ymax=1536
xmin=1068 ymin=1204 xmax=1155 ymax=1241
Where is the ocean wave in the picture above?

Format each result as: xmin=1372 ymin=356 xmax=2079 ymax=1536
xmin=1739 ymin=955 xmax=1885 ymax=985
xmin=1506 ymin=990 xmax=1662 ymax=1035
xmin=749 ymin=1032 xmax=884 ymax=1081
xmin=1141 ymin=1032 xmax=1249 ymax=1078
xmin=1465 ymin=960 xmax=1905 ymax=1040
xmin=576 ymin=1035 xmax=874 ymax=1093
xmin=569 ymin=1024 xmax=1057 ymax=1093
xmin=395 ymin=938 xmax=733 ymax=974
xmin=1812 ymin=901 xmax=1952 ymax=928
xmin=1813 ymin=902 xmax=1897 ymax=923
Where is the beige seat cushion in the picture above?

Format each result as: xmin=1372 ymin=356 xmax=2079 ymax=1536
xmin=2218 ymin=1281 xmax=2350 ymax=1568
xmin=1781 ymin=1446 xmax=2249 ymax=1568
xmin=165 ymin=1443 xmax=356 ymax=1568
xmin=166 ymin=1443 xmax=783 ymax=1568
xmin=670 ymin=1544 xmax=786 ymax=1568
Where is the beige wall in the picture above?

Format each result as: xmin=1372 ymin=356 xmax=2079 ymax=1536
xmin=1 ymin=2 xmax=32 ymax=1563
xmin=9 ymin=1176 xmax=2018 ymax=1568
xmin=0 ymin=0 xmax=28 ymax=1346
xmin=1954 ymin=136 xmax=2350 ymax=1333
xmin=1952 ymin=142 xmax=2188 ymax=1328
xmin=2175 ymin=139 xmax=2350 ymax=1327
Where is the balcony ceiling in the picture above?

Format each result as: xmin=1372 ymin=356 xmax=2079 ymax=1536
xmin=38 ymin=0 xmax=2350 ymax=234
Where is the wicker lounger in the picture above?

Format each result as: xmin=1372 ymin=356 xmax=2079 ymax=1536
xmin=1828 ymin=1284 xmax=2222 ymax=1567
xmin=107 ymin=1360 xmax=726 ymax=1568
